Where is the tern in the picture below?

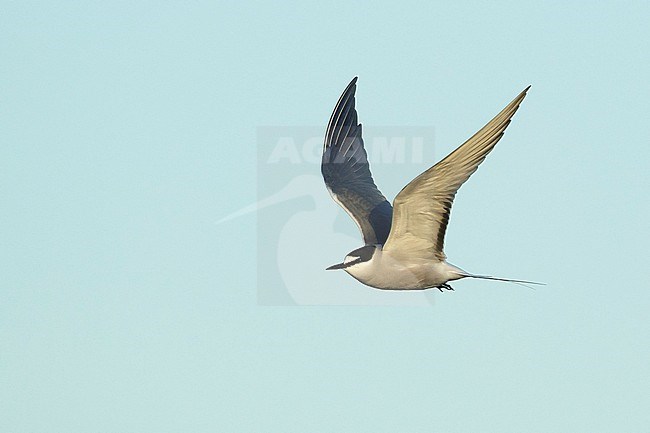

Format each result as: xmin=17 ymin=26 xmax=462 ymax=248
xmin=322 ymin=78 xmax=540 ymax=291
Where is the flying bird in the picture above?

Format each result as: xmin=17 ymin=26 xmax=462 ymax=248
xmin=322 ymin=77 xmax=540 ymax=291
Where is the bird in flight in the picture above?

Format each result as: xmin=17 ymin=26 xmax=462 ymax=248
xmin=321 ymin=77 xmax=540 ymax=291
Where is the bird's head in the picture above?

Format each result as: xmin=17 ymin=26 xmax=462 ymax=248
xmin=326 ymin=245 xmax=376 ymax=271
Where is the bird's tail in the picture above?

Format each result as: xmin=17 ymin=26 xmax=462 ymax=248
xmin=460 ymin=273 xmax=545 ymax=290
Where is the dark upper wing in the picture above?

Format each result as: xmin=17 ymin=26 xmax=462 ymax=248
xmin=321 ymin=77 xmax=393 ymax=245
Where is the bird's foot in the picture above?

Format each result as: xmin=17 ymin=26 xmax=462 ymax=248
xmin=436 ymin=283 xmax=454 ymax=292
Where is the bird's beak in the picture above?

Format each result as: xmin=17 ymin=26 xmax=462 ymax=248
xmin=326 ymin=262 xmax=347 ymax=270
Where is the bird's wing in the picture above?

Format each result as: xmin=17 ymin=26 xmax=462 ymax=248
xmin=321 ymin=77 xmax=393 ymax=245
xmin=383 ymin=86 xmax=530 ymax=261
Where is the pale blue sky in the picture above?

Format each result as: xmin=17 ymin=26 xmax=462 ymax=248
xmin=2 ymin=1 xmax=650 ymax=432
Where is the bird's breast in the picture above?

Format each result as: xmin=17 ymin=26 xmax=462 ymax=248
xmin=344 ymin=249 xmax=456 ymax=290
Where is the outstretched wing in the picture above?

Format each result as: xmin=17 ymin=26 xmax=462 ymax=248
xmin=321 ymin=77 xmax=393 ymax=245
xmin=383 ymin=86 xmax=530 ymax=260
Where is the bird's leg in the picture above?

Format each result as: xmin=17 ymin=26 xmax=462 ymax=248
xmin=436 ymin=283 xmax=454 ymax=292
